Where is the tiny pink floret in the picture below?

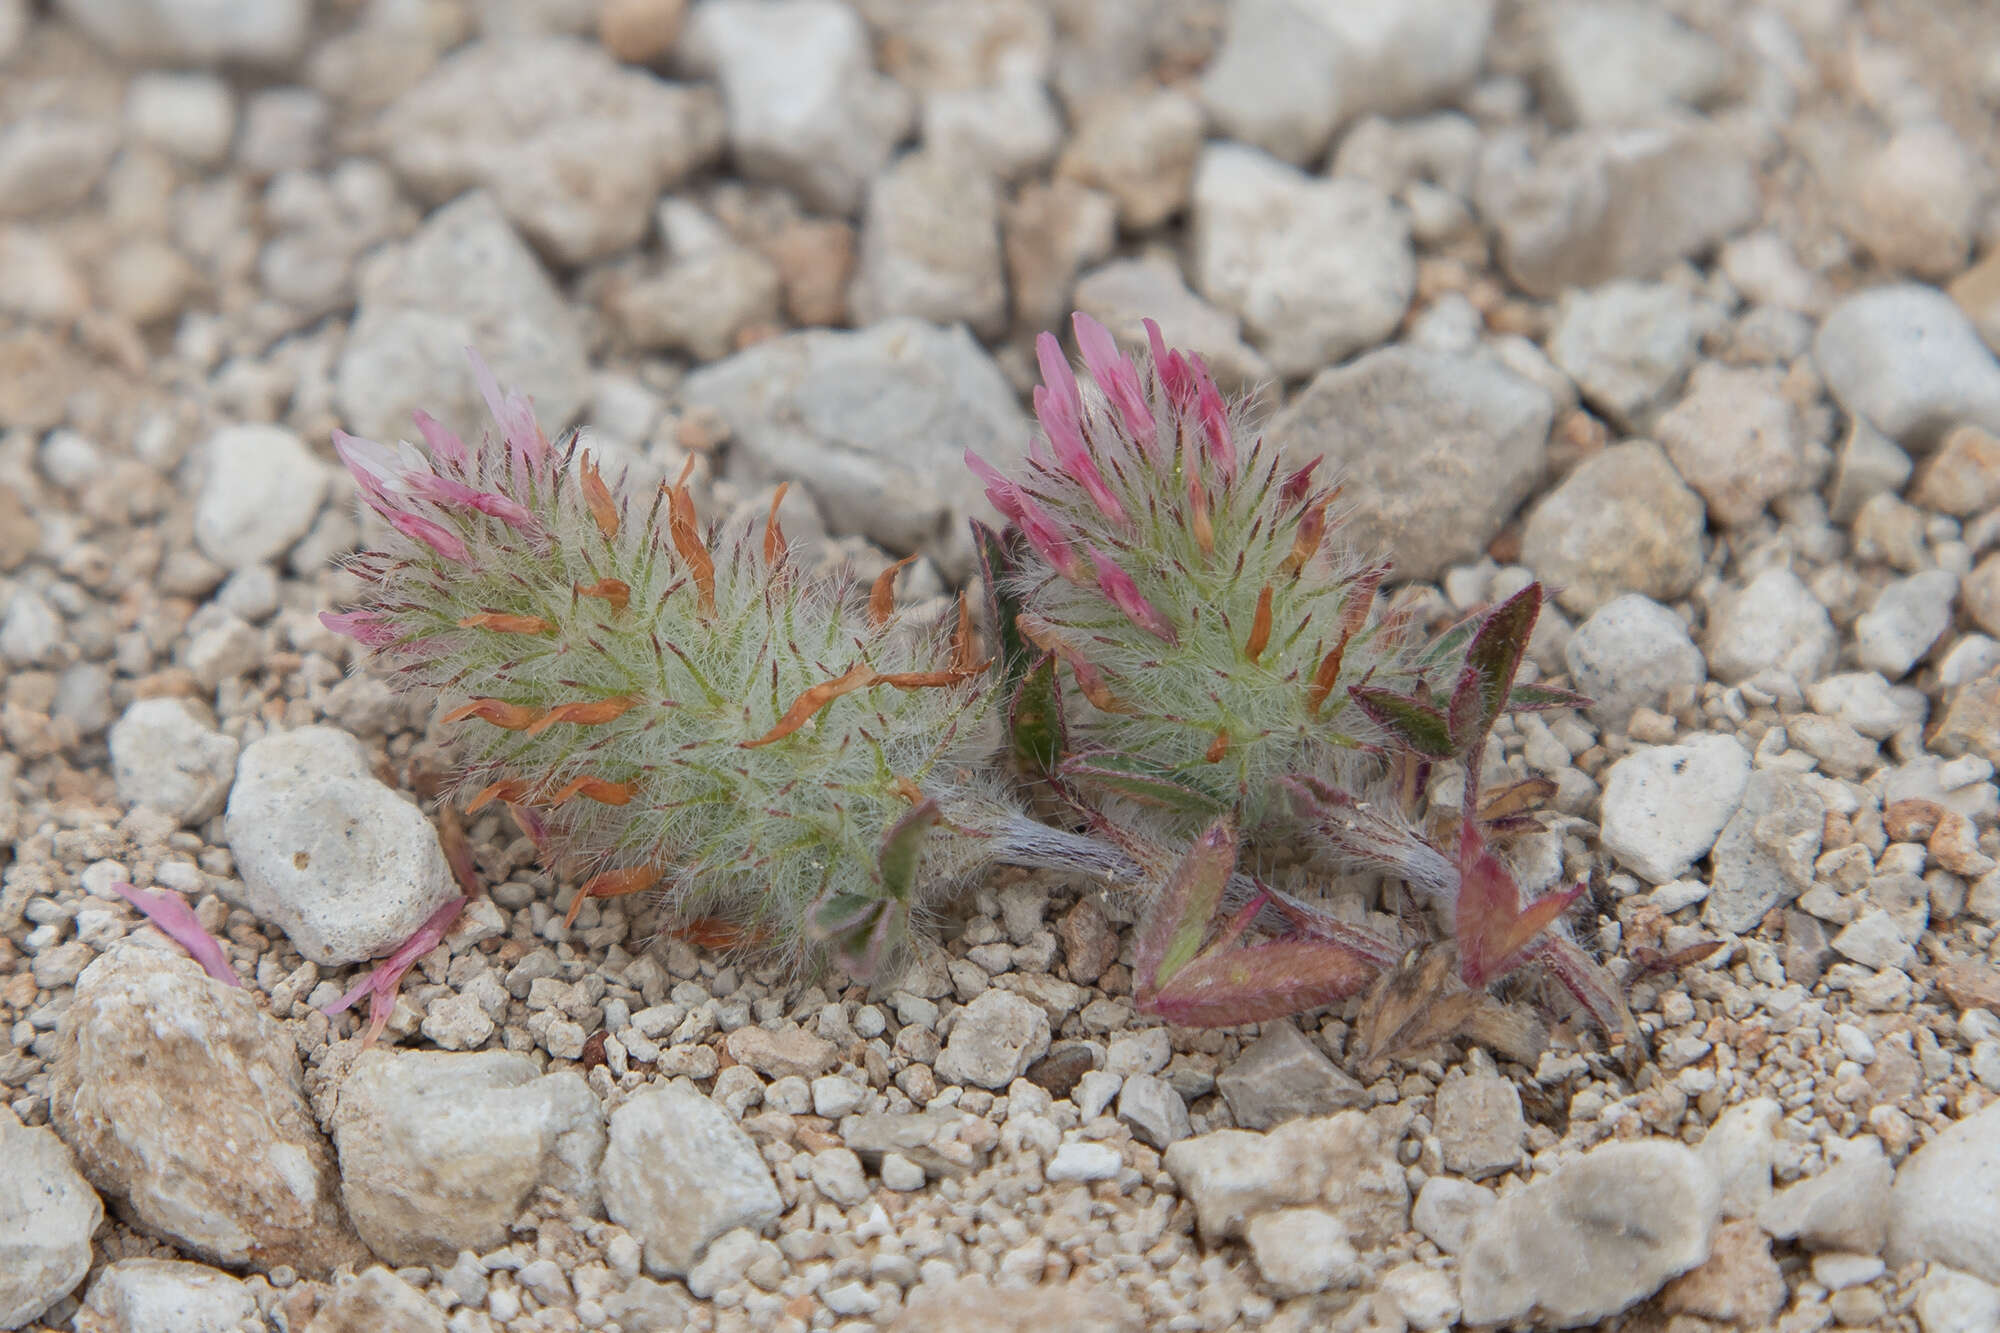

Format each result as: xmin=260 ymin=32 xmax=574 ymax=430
xmin=1034 ymin=385 xmax=1127 ymax=525
xmin=1090 ymin=546 xmax=1176 ymax=643
xmin=466 ymin=347 xmax=551 ymax=477
xmin=319 ymin=610 xmax=396 ymax=647
xmin=110 ymin=881 xmax=241 ymax=987
xmin=1145 ymin=318 xmax=1198 ymax=413
xmin=411 ymin=409 xmax=468 ymax=468
xmin=386 ymin=509 xmax=469 ymax=562
xmin=1073 ymin=313 xmax=1155 ymax=447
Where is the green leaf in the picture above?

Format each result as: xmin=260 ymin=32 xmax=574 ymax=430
xmin=1058 ymin=750 xmax=1230 ymax=816
xmin=1007 ymin=651 xmax=1066 ymax=779
xmin=1134 ymin=820 xmax=1237 ymax=992
xmin=1449 ymin=583 xmax=1541 ymax=746
xmin=876 ymin=798 xmax=943 ymax=903
xmin=810 ymin=891 xmax=906 ymax=984
xmin=971 ymin=519 xmax=1032 ymax=688
xmin=1508 ymin=682 xmax=1591 ymax=712
xmin=1413 ymin=613 xmax=1480 ymax=670
xmin=1348 ymin=685 xmax=1458 ymax=759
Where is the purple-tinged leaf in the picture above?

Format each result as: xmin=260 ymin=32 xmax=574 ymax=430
xmin=1455 ymin=821 xmax=1581 ymax=989
xmin=1138 ymin=933 xmax=1380 ymax=1027
xmin=1135 ymin=820 xmax=1237 ymax=996
xmin=1523 ymin=934 xmax=1635 ymax=1039
xmin=809 ymin=890 xmax=906 ymax=984
xmin=323 ymin=895 xmax=468 ymax=1046
xmin=877 ymin=799 xmax=943 ymax=903
xmin=1348 ymin=685 xmax=1457 ymax=759
xmin=1449 ymin=582 xmax=1542 ymax=748
xmin=1508 ymin=682 xmax=1591 ymax=712
xmin=110 ymin=881 xmax=241 ymax=987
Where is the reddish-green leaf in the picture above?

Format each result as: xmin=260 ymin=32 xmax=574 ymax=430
xmin=1348 ymin=685 xmax=1457 ymax=759
xmin=1058 ymin=750 xmax=1229 ymax=816
xmin=1008 ymin=651 xmax=1066 ymax=779
xmin=1449 ymin=582 xmax=1542 ymax=747
xmin=877 ymin=798 xmax=942 ymax=903
xmin=1135 ymin=820 xmax=1237 ymax=993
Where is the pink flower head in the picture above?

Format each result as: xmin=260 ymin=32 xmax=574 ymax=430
xmin=1090 ymin=546 xmax=1175 ymax=643
xmin=411 ymin=409 xmax=468 ymax=469
xmin=1074 ymin=313 xmax=1155 ymax=448
xmin=319 ymin=610 xmax=397 ymax=647
xmin=385 ymin=508 xmax=469 ymax=562
xmin=467 ymin=347 xmax=551 ymax=480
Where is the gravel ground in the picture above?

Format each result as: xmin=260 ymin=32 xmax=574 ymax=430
xmin=6 ymin=1 xmax=2000 ymax=1330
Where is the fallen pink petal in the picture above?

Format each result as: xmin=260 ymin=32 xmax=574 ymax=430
xmin=109 ymin=881 xmax=241 ymax=987
xmin=323 ymin=895 xmax=468 ymax=1045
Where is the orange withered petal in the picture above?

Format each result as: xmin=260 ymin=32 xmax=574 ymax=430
xmin=741 ymin=662 xmax=878 ymax=748
xmin=1281 ymin=498 xmax=1330 ymax=576
xmin=891 ymin=775 xmax=925 ymax=805
xmin=575 ymin=578 xmax=630 ymax=613
xmin=764 ymin=481 xmax=790 ymax=567
xmin=1245 ymin=584 xmax=1274 ymax=664
xmin=580 ymin=455 xmax=619 ymax=539
xmin=1018 ymin=614 xmax=1133 ymax=714
xmin=868 ymin=554 xmax=919 ymax=628
xmin=547 ymin=775 xmax=636 ymax=806
xmin=443 ymin=698 xmax=543 ymax=730
xmin=458 ymin=612 xmax=555 ymax=635
xmin=1204 ymin=728 xmax=1230 ymax=763
xmin=525 ymin=695 xmax=638 ymax=736
xmin=465 ymin=778 xmax=530 ymax=813
xmin=665 ymin=916 xmax=768 ymax=950
xmin=665 ymin=471 xmax=716 ymax=618
xmin=949 ymin=590 xmax=979 ymax=674
xmin=564 ymin=865 xmax=661 ymax=928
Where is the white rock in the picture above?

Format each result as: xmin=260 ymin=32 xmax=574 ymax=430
xmin=681 ymin=0 xmax=912 ymax=216
xmin=223 ymin=727 xmax=457 ymax=966
xmin=1458 ymin=1139 xmax=1720 ymax=1326
xmin=1814 ymin=284 xmax=2000 ymax=451
xmin=1564 ymin=595 xmax=1705 ymax=729
xmin=1704 ymin=770 xmax=1824 ymax=934
xmin=1705 ymin=566 xmax=1839 ymax=685
xmin=78 ymin=1259 xmax=257 ymax=1333
xmin=1537 ymin=0 xmax=1727 ymax=127
xmin=1842 ymin=122 xmax=1986 ymax=280
xmin=685 ymin=1227 xmax=781 ymax=1300
xmin=679 ymin=319 xmax=1026 ymax=578
xmin=1317 ymin=0 xmax=1494 ymax=122
xmin=810 ymin=1075 xmax=866 ymax=1120
xmin=1915 ymin=1266 xmax=2000 ymax=1333
xmin=1854 ymin=569 xmax=1960 ymax=679
xmin=924 ymin=78 xmax=1062 ymax=185
xmin=1117 ymin=1073 xmax=1191 ymax=1149
xmin=611 ymin=242 xmax=783 ymax=363
xmin=1047 ymin=1142 xmax=1122 ymax=1183
xmin=332 ymin=1049 xmax=604 ymax=1266
xmin=936 ymin=990 xmax=1050 ymax=1090
xmin=192 ymin=424 xmax=328 ymax=569
xmin=848 ymin=150 xmax=1006 ymax=339
xmin=125 ymin=72 xmax=235 ymax=166
xmin=1270 ymin=346 xmax=1552 ymax=583
xmin=49 ymin=942 xmax=366 ymax=1274
xmin=1521 ymin=441 xmax=1707 ymax=616
xmin=0 ymin=1106 xmax=100 ymax=1330
xmin=336 ymin=190 xmax=589 ymax=452
xmin=1475 ymin=122 xmax=1757 ymax=299
xmin=1056 ymin=83 xmax=1204 ymax=230
xmin=380 ymin=37 xmax=723 ymax=264
xmin=1759 ymin=1135 xmax=1893 ymax=1253
xmin=1547 ymin=280 xmax=1710 ymax=431
xmin=1890 ymin=1099 xmax=2000 ymax=1283
xmin=308 ymin=1267 xmax=445 ymax=1333
xmin=1196 ymin=0 xmax=1347 ymax=166
xmin=1245 ymin=1207 xmax=1359 ymax=1297
xmin=1412 ymin=1176 xmax=1496 ymax=1255
xmin=1656 ymin=363 xmax=1811 ymax=527
xmin=0 ymin=587 xmax=60 ymax=666
xmin=236 ymin=87 xmax=329 ymax=177
xmin=1193 ymin=144 xmax=1413 ymax=378
xmin=108 ymin=697 xmax=239 ymax=826
xmin=1072 ymin=256 xmax=1274 ymax=394
xmin=1599 ymin=734 xmax=1752 ymax=883
xmin=1380 ymin=1259 xmax=1463 ymax=1332
xmin=55 ymin=0 xmax=309 ymax=65
xmin=599 ymin=1082 xmax=782 ymax=1278
xmin=1164 ymin=1108 xmax=1412 ymax=1249
xmin=1807 ymin=672 xmax=1929 ymax=739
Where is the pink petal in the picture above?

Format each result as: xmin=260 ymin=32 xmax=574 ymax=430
xmin=1145 ymin=318 xmax=1198 ymax=413
xmin=386 ymin=509 xmax=469 ymax=561
xmin=403 ymin=471 xmax=538 ymax=531
xmin=1090 ymin=546 xmax=1176 ymax=643
xmin=466 ymin=347 xmax=550 ymax=478
xmin=1035 ymin=330 xmax=1082 ymax=422
xmin=1074 ymin=312 xmax=1155 ymax=446
xmin=1034 ymin=385 xmax=1127 ymax=525
xmin=965 ymin=450 xmax=1027 ymax=522
xmin=1189 ymin=359 xmax=1236 ymax=477
xmin=332 ymin=430 xmax=402 ymax=507
xmin=319 ymin=610 xmax=397 ymax=647
xmin=323 ymin=895 xmax=468 ymax=1045
xmin=1017 ymin=497 xmax=1080 ymax=580
xmin=411 ymin=409 xmax=468 ymax=468
xmin=110 ymin=881 xmax=241 ymax=987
